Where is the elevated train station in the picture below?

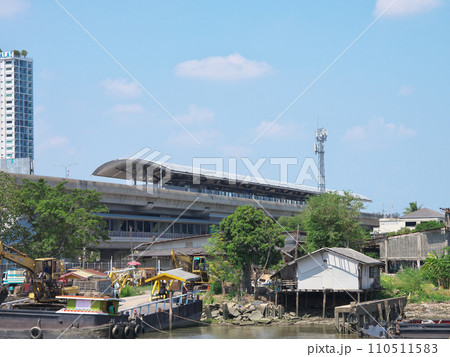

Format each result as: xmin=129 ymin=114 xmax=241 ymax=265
xmin=11 ymin=157 xmax=378 ymax=261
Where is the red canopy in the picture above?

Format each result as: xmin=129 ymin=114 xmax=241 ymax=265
xmin=127 ymin=261 xmax=141 ymax=266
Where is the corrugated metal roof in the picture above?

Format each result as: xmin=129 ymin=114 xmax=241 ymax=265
xmin=61 ymin=269 xmax=108 ymax=280
xmin=147 ymin=268 xmax=200 ymax=282
xmin=400 ymin=208 xmax=444 ymax=219
xmin=326 ymin=247 xmax=383 ymax=265
xmin=285 ymin=247 xmax=382 ymax=266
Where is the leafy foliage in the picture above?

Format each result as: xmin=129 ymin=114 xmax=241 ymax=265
xmin=277 ymin=214 xmax=304 ymax=231
xmin=403 ymin=201 xmax=422 ymax=215
xmin=1 ymin=177 xmax=109 ymax=259
xmin=302 ymin=191 xmax=365 ymax=251
xmin=379 ymin=268 xmax=450 ymax=302
xmin=387 ymin=221 xmax=444 ymax=237
xmin=217 ymin=205 xmax=285 ymax=294
xmin=421 ymin=248 xmax=450 ymax=289
xmin=205 ymin=232 xmax=242 ymax=296
xmin=120 ymin=284 xmax=137 ymax=297
xmin=0 ymin=173 xmax=28 ymax=242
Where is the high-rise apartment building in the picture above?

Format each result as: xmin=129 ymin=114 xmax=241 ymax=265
xmin=0 ymin=50 xmax=34 ymax=163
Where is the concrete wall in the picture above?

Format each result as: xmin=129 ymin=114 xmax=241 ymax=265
xmin=379 ymin=228 xmax=449 ymax=261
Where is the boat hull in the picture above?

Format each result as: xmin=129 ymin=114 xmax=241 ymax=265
xmin=0 ymin=300 xmax=203 ymax=338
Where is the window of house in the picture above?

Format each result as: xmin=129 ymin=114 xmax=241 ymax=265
xmin=369 ymin=266 xmax=378 ymax=279
xmin=405 ymin=221 xmax=416 ymax=227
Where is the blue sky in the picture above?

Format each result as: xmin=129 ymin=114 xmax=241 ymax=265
xmin=1 ymin=0 xmax=448 ymax=215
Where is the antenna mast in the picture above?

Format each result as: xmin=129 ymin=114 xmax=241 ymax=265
xmin=314 ymin=128 xmax=328 ymax=193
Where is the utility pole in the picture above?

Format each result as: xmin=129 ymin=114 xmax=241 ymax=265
xmin=54 ymin=163 xmax=77 ymax=178
xmin=314 ymin=128 xmax=328 ymax=193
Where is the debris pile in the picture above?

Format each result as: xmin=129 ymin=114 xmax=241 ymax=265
xmin=201 ymin=301 xmax=333 ymax=326
xmin=404 ymin=301 xmax=450 ymax=320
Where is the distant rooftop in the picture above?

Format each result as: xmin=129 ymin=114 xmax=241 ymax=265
xmin=401 ymin=208 xmax=444 ymax=220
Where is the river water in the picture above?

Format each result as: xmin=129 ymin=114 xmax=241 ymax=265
xmin=141 ymin=324 xmax=356 ymax=339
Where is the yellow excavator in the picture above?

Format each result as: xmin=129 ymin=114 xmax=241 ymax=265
xmin=0 ymin=241 xmax=75 ymax=305
xmin=170 ymin=249 xmax=210 ymax=287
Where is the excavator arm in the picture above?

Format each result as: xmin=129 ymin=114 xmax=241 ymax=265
xmin=0 ymin=242 xmax=36 ymax=304
xmin=0 ymin=241 xmax=36 ymax=274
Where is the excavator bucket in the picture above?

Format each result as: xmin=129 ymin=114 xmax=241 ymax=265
xmin=0 ymin=286 xmax=8 ymax=305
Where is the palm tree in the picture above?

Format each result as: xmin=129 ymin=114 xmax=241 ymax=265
xmin=404 ymin=201 xmax=422 ymax=215
xmin=21 ymin=50 xmax=28 ymax=57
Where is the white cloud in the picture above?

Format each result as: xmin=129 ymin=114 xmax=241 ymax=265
xmin=255 ymin=120 xmax=305 ymax=140
xmin=108 ymin=104 xmax=144 ymax=115
xmin=398 ymin=85 xmax=413 ymax=96
xmin=0 ymin=0 xmax=29 ymax=18
xmin=174 ymin=105 xmax=215 ymax=125
xmin=343 ymin=117 xmax=416 ymax=148
xmin=100 ymin=78 xmax=142 ymax=98
xmin=174 ymin=53 xmax=272 ymax=81
xmin=374 ymin=0 xmax=443 ymax=17
xmin=167 ymin=129 xmax=221 ymax=147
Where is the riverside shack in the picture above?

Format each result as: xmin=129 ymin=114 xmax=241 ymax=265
xmin=271 ymin=247 xmax=383 ymax=317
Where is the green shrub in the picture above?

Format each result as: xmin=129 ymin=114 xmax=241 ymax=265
xmin=379 ymin=268 xmax=448 ymax=303
xmin=210 ymin=281 xmax=222 ymax=295
xmin=119 ymin=284 xmax=137 ymax=297
xmin=414 ymin=221 xmax=444 ymax=232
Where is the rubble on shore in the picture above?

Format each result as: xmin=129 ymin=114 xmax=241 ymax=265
xmin=404 ymin=301 xmax=450 ymax=320
xmin=201 ymin=300 xmax=334 ymax=326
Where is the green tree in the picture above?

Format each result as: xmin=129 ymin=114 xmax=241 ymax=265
xmin=302 ymin=191 xmax=365 ymax=251
xmin=218 ymin=205 xmax=285 ymax=294
xmin=0 ymin=172 xmax=28 ymax=242
xmin=13 ymin=50 xmax=20 ymax=57
xmin=15 ymin=179 xmax=109 ymax=259
xmin=421 ymin=247 xmax=450 ymax=289
xmin=205 ymin=233 xmax=242 ymax=296
xmin=20 ymin=50 xmax=28 ymax=57
xmin=404 ymin=201 xmax=422 ymax=215
xmin=277 ymin=214 xmax=304 ymax=231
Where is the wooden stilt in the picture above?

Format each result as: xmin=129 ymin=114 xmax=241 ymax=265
xmin=322 ymin=291 xmax=327 ymax=318
xmin=296 ymin=291 xmax=299 ymax=317
xmin=357 ymin=292 xmax=360 ymax=303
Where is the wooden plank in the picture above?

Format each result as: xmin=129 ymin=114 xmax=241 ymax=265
xmin=377 ymin=303 xmax=383 ymax=322
xmin=384 ymin=300 xmax=390 ymax=322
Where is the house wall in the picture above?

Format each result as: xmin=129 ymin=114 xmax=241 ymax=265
xmin=296 ymin=251 xmax=361 ymax=291
xmin=379 ymin=228 xmax=449 ymax=261
xmin=374 ymin=217 xmax=444 ymax=234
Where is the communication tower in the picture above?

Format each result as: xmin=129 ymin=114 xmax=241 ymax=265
xmin=314 ymin=128 xmax=328 ymax=193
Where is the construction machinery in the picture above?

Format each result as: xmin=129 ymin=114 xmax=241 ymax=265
xmin=0 ymin=241 xmax=73 ymax=305
xmin=170 ymin=249 xmax=210 ymax=287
